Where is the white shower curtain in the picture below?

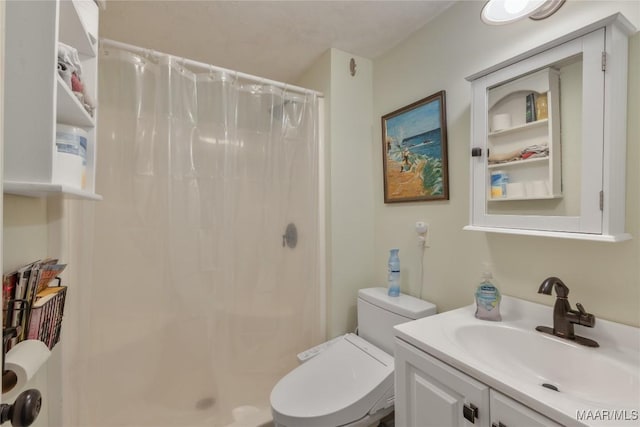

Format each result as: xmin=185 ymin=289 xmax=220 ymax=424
xmin=67 ymin=46 xmax=322 ymax=427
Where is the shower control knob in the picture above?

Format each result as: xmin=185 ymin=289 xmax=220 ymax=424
xmin=0 ymin=389 xmax=42 ymax=427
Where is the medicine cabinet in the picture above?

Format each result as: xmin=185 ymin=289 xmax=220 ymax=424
xmin=3 ymin=0 xmax=102 ymax=200
xmin=465 ymin=14 xmax=634 ymax=242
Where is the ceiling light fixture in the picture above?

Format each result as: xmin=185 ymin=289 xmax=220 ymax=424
xmin=481 ymin=0 xmax=565 ymax=25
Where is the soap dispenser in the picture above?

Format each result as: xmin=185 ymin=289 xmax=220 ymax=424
xmin=475 ymin=263 xmax=501 ymax=321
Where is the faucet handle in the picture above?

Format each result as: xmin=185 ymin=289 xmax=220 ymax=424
xmin=576 ymin=303 xmax=587 ymax=315
xmin=575 ymin=302 xmax=596 ymax=328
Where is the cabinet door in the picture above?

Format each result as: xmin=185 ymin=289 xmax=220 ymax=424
xmin=490 ymin=390 xmax=562 ymax=427
xmin=395 ymin=339 xmax=490 ymax=427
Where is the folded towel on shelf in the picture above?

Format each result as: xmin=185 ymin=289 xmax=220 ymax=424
xmin=488 ymin=148 xmax=521 ymax=163
xmin=488 ymin=143 xmax=549 ymax=164
xmin=520 ymin=144 xmax=549 ymax=159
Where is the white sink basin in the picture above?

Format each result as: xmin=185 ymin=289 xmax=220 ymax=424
xmin=394 ymin=296 xmax=640 ymax=426
xmin=454 ymin=324 xmax=640 ymax=407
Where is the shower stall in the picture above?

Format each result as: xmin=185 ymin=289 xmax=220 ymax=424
xmin=64 ymin=41 xmax=324 ymax=427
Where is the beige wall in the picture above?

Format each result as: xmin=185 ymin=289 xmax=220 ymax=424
xmin=298 ymin=49 xmax=375 ymax=338
xmin=372 ymin=2 xmax=640 ymax=326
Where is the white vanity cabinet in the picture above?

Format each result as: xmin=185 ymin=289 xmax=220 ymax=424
xmin=395 ymin=338 xmax=561 ymax=427
xmin=3 ymin=0 xmax=101 ymax=200
xmin=465 ymin=14 xmax=634 ymax=241
xmin=395 ymin=338 xmax=490 ymax=427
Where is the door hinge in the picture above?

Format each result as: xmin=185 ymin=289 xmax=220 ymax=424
xmin=602 ymin=51 xmax=607 ymax=72
xmin=599 ymin=190 xmax=604 ymax=211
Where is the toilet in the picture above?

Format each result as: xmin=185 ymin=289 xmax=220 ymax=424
xmin=270 ymin=287 xmax=436 ymax=427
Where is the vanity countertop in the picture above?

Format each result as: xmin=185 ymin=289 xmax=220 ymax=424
xmin=394 ymin=295 xmax=640 ymax=427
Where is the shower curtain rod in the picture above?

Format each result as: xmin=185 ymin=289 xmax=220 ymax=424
xmin=100 ymin=38 xmax=324 ymax=98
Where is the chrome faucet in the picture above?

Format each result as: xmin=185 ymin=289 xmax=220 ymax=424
xmin=535 ymin=277 xmax=599 ymax=347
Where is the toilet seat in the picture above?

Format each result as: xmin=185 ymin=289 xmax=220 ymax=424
xmin=270 ymin=334 xmax=395 ymax=427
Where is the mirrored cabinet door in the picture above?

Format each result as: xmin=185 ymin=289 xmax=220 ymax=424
xmin=466 ymin=14 xmax=634 ymax=242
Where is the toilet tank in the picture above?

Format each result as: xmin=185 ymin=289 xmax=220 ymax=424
xmin=357 ymin=287 xmax=436 ymax=355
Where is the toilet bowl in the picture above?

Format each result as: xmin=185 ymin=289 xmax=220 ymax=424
xmin=270 ymin=287 xmax=436 ymax=427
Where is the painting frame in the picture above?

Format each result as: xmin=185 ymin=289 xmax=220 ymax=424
xmin=381 ymin=90 xmax=449 ymax=203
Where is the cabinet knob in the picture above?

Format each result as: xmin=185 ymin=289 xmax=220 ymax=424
xmin=471 ymin=147 xmax=483 ymax=157
xmin=463 ymin=403 xmax=478 ymax=423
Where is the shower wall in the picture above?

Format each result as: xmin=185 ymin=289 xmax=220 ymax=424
xmin=61 ymin=47 xmax=323 ymax=427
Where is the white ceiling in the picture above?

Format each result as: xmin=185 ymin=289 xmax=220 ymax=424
xmin=100 ymin=1 xmax=456 ymax=84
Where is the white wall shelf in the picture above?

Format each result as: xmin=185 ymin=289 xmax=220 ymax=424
xmin=4 ymin=181 xmax=103 ymax=201
xmin=4 ymin=0 xmax=100 ymax=200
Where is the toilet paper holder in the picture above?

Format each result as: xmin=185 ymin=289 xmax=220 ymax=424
xmin=1 ymin=328 xmax=42 ymax=427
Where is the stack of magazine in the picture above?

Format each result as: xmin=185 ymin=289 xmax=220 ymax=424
xmin=2 ymin=259 xmax=67 ymax=351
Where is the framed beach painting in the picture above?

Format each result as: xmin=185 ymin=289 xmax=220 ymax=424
xmin=381 ymin=91 xmax=449 ymax=203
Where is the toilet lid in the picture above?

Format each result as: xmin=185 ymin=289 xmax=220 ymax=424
xmin=270 ymin=334 xmax=394 ymax=427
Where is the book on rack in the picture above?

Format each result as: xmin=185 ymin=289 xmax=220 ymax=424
xmin=22 ymin=259 xmax=66 ymax=338
xmin=2 ymin=272 xmax=17 ymax=328
xmin=5 ymin=260 xmax=38 ymax=348
xmin=27 ymin=285 xmax=68 ymax=350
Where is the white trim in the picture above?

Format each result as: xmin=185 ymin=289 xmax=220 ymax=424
xmin=601 ymin=18 xmax=630 ymax=237
xmin=317 ymin=97 xmax=327 ymax=341
xmin=462 ymin=225 xmax=631 ymax=242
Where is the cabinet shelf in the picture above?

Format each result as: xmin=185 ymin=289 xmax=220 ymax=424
xmin=487 ymin=157 xmax=548 ymax=169
xmin=488 ymin=194 xmax=559 ymax=202
xmin=488 ymin=118 xmax=548 ymax=137
xmin=56 ymin=75 xmax=94 ymax=127
xmin=59 ymin=0 xmax=97 ymax=57
xmin=4 ymin=181 xmax=102 ymax=200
